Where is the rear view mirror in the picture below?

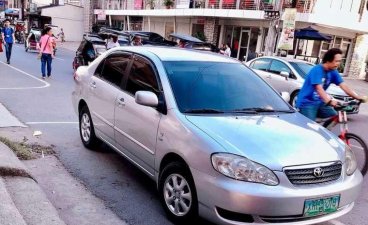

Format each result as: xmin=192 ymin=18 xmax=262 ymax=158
xmin=281 ymin=92 xmax=290 ymax=102
xmin=280 ymin=71 xmax=289 ymax=80
xmin=135 ymin=91 xmax=158 ymax=107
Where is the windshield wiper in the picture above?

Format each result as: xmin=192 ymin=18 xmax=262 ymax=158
xmin=184 ymin=109 xmax=225 ymax=114
xmin=230 ymin=107 xmax=294 ymax=113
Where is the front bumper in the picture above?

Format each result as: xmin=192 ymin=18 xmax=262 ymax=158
xmin=192 ymin=167 xmax=362 ymax=224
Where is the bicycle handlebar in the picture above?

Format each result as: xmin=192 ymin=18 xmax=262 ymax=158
xmin=334 ymin=99 xmax=361 ymax=111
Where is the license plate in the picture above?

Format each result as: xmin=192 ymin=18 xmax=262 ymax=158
xmin=303 ymin=195 xmax=340 ymax=217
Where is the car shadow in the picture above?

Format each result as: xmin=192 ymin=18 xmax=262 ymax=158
xmin=91 ymin=142 xmax=216 ymax=225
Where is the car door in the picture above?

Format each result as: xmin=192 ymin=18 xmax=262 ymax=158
xmin=88 ymin=53 xmax=130 ymax=143
xmin=249 ymin=58 xmax=272 ymax=81
xmin=267 ymin=59 xmax=293 ymax=94
xmin=114 ymin=55 xmax=162 ymax=175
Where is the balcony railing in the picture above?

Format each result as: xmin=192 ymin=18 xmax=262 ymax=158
xmin=96 ymin=0 xmax=316 ymax=12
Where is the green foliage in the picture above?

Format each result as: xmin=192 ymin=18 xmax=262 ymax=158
xmin=163 ymin=0 xmax=174 ymax=7
xmin=193 ymin=31 xmax=206 ymax=42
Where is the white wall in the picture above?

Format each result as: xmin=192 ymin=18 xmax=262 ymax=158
xmin=33 ymin=0 xmax=53 ymax=7
xmin=41 ymin=4 xmax=84 ymax=41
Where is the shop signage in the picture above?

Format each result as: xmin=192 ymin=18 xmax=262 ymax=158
xmin=277 ymin=8 xmax=297 ymax=50
xmin=134 ymin=0 xmax=143 ymax=9
xmin=30 ymin=3 xmax=37 ymax=13
xmin=95 ymin=9 xmax=106 ymax=21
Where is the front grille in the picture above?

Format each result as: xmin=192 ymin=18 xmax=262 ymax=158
xmin=285 ymin=163 xmax=342 ymax=185
xmin=332 ymin=95 xmax=353 ymax=102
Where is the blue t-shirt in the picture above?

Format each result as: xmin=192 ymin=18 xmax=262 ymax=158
xmin=2 ymin=27 xmax=14 ymax=44
xmin=296 ymin=64 xmax=343 ymax=107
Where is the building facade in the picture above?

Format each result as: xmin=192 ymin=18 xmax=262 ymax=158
xmin=90 ymin=0 xmax=368 ymax=78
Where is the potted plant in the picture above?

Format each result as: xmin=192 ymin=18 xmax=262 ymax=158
xmin=163 ymin=0 xmax=174 ymax=9
xmin=145 ymin=0 xmax=156 ymax=9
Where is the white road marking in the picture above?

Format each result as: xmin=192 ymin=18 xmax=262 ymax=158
xmin=0 ymin=61 xmax=50 ymax=90
xmin=26 ymin=122 xmax=78 ymax=125
xmin=329 ymin=220 xmax=346 ymax=225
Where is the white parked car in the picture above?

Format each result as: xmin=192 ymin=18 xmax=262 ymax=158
xmin=246 ymin=56 xmax=360 ymax=113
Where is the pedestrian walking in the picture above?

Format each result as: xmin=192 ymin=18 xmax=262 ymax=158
xmin=1 ymin=19 xmax=15 ymax=64
xmin=58 ymin=28 xmax=65 ymax=42
xmin=38 ymin=27 xmax=54 ymax=79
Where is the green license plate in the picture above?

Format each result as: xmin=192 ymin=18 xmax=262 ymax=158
xmin=303 ymin=195 xmax=340 ymax=217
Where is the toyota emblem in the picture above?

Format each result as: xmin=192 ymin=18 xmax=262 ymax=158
xmin=313 ymin=167 xmax=324 ymax=177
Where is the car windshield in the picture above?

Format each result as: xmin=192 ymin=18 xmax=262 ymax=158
xmin=164 ymin=61 xmax=293 ymax=114
xmin=289 ymin=62 xmax=314 ymax=79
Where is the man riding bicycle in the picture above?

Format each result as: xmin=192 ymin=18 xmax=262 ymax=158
xmin=296 ymin=48 xmax=367 ymax=121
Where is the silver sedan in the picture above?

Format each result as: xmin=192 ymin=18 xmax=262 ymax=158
xmin=246 ymin=56 xmax=360 ymax=113
xmin=72 ymin=47 xmax=362 ymax=224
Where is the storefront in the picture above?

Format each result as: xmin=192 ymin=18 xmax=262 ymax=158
xmin=223 ymin=26 xmax=261 ymax=61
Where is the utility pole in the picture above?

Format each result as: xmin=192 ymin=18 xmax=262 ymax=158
xmin=263 ymin=0 xmax=283 ymax=56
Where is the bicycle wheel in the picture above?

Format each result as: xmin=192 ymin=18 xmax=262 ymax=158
xmin=345 ymin=133 xmax=368 ymax=176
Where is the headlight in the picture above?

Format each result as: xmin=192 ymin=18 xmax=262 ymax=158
xmin=211 ymin=153 xmax=279 ymax=185
xmin=345 ymin=145 xmax=357 ymax=176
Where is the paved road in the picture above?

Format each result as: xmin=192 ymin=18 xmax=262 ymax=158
xmin=0 ymin=44 xmax=367 ymax=225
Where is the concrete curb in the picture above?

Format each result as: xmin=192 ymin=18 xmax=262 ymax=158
xmin=0 ymin=142 xmax=66 ymax=225
xmin=0 ymin=142 xmax=34 ymax=180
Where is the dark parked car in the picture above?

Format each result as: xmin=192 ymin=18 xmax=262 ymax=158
xmin=170 ymin=33 xmax=220 ymax=53
xmin=72 ymin=34 xmax=107 ymax=71
xmin=130 ymin=31 xmax=177 ymax=46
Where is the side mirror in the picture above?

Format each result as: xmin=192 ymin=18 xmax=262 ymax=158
xmin=135 ymin=91 xmax=158 ymax=107
xmin=280 ymin=71 xmax=289 ymax=80
xmin=281 ymin=92 xmax=290 ymax=102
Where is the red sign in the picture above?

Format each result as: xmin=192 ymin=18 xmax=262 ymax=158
xmin=134 ymin=0 xmax=143 ymax=9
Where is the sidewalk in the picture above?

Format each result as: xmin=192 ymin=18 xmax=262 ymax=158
xmin=0 ymin=104 xmax=126 ymax=225
xmin=344 ymin=78 xmax=368 ymax=95
xmin=0 ymin=142 xmax=66 ymax=225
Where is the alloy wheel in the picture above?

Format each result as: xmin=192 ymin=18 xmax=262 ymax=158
xmin=81 ymin=113 xmax=91 ymax=142
xmin=163 ymin=174 xmax=192 ymax=217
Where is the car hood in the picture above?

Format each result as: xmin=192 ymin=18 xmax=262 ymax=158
xmin=326 ymin=84 xmax=347 ymax=96
xmin=186 ymin=113 xmax=345 ymax=171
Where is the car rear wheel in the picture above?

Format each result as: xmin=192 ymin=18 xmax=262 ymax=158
xmin=159 ymin=162 xmax=198 ymax=224
xmin=79 ymin=105 xmax=98 ymax=149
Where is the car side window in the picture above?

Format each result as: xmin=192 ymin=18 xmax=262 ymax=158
xmin=269 ymin=60 xmax=291 ymax=75
xmin=150 ymin=33 xmax=162 ymax=42
xmin=94 ymin=60 xmax=105 ymax=77
xmin=98 ymin=54 xmax=131 ymax=87
xmin=125 ymin=56 xmax=159 ymax=96
xmin=251 ymin=59 xmax=271 ymax=71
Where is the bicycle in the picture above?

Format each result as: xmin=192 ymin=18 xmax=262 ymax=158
xmin=318 ymin=100 xmax=368 ymax=176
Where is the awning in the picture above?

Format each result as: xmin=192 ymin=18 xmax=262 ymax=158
xmin=295 ymin=26 xmax=332 ymax=41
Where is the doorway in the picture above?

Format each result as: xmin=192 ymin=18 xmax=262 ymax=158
xmin=238 ymin=30 xmax=250 ymax=61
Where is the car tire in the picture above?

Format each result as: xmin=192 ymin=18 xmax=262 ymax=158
xmin=79 ymin=105 xmax=99 ymax=149
xmin=290 ymin=90 xmax=299 ymax=107
xmin=159 ymin=162 xmax=198 ymax=224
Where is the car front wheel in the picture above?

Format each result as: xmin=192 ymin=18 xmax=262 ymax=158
xmin=159 ymin=162 xmax=198 ymax=224
xmin=79 ymin=105 xmax=98 ymax=149
xmin=290 ymin=90 xmax=299 ymax=107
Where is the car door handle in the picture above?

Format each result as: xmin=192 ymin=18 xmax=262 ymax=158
xmin=117 ymin=97 xmax=125 ymax=107
xmin=90 ymin=82 xmax=96 ymax=89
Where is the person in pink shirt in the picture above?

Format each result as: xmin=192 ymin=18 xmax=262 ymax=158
xmin=38 ymin=27 xmax=54 ymax=79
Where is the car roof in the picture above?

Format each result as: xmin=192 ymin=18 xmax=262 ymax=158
xmin=253 ymin=56 xmax=314 ymax=65
xmin=84 ymin=36 xmax=105 ymax=44
xmin=112 ymin=46 xmax=236 ymax=63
